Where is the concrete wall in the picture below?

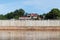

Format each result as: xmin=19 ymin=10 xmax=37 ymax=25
xmin=0 ymin=20 xmax=60 ymax=27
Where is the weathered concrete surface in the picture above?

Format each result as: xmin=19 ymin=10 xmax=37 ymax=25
xmin=0 ymin=27 xmax=60 ymax=40
xmin=0 ymin=20 xmax=60 ymax=26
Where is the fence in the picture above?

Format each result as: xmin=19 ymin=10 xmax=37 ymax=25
xmin=0 ymin=20 xmax=60 ymax=27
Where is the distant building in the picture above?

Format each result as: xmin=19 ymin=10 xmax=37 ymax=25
xmin=19 ymin=17 xmax=31 ymax=20
xmin=27 ymin=13 xmax=38 ymax=20
xmin=19 ymin=13 xmax=42 ymax=20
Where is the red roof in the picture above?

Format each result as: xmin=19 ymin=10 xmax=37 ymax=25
xmin=28 ymin=13 xmax=38 ymax=16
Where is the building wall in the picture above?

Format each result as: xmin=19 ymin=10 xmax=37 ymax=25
xmin=0 ymin=20 xmax=60 ymax=27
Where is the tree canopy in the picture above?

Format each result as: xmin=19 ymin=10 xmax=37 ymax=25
xmin=0 ymin=8 xmax=60 ymax=20
xmin=45 ymin=8 xmax=60 ymax=19
xmin=4 ymin=9 xmax=25 ymax=19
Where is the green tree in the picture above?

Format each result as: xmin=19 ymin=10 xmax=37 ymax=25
xmin=14 ymin=16 xmax=19 ymax=19
xmin=4 ymin=12 xmax=14 ymax=19
xmin=4 ymin=9 xmax=25 ymax=19
xmin=24 ymin=13 xmax=28 ymax=16
xmin=0 ymin=15 xmax=5 ymax=19
xmin=45 ymin=8 xmax=60 ymax=19
xmin=17 ymin=9 xmax=25 ymax=17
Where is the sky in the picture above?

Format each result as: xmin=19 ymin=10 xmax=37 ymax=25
xmin=0 ymin=0 xmax=60 ymax=15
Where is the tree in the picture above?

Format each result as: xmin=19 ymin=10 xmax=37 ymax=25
xmin=45 ymin=8 xmax=60 ymax=19
xmin=14 ymin=16 xmax=19 ymax=19
xmin=24 ymin=13 xmax=28 ymax=17
xmin=4 ymin=12 xmax=14 ymax=19
xmin=17 ymin=9 xmax=25 ymax=17
xmin=0 ymin=15 xmax=6 ymax=20
xmin=4 ymin=9 xmax=25 ymax=19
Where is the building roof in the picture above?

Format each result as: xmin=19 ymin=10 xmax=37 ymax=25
xmin=27 ymin=13 xmax=38 ymax=16
xmin=19 ymin=17 xmax=31 ymax=20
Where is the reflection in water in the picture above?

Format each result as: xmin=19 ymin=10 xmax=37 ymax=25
xmin=0 ymin=31 xmax=60 ymax=40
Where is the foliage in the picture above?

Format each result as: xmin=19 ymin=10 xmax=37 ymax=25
xmin=45 ymin=8 xmax=60 ymax=19
xmin=3 ymin=9 xmax=25 ymax=19
xmin=0 ymin=8 xmax=60 ymax=20
xmin=0 ymin=15 xmax=6 ymax=20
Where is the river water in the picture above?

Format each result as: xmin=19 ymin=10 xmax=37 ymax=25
xmin=0 ymin=31 xmax=60 ymax=40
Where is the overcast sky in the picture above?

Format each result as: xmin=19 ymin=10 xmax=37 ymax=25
xmin=0 ymin=0 xmax=60 ymax=14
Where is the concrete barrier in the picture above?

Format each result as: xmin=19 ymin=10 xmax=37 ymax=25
xmin=0 ymin=20 xmax=60 ymax=27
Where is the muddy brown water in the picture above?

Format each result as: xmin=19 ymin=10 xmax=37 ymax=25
xmin=0 ymin=27 xmax=60 ymax=40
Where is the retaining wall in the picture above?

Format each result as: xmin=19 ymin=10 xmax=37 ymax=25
xmin=0 ymin=20 xmax=60 ymax=27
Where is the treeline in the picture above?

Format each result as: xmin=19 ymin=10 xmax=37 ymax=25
xmin=0 ymin=8 xmax=60 ymax=20
xmin=0 ymin=9 xmax=25 ymax=20
xmin=43 ymin=8 xmax=60 ymax=20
